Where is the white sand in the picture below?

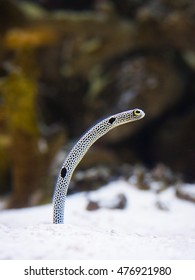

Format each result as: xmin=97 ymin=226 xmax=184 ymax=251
xmin=0 ymin=180 xmax=195 ymax=260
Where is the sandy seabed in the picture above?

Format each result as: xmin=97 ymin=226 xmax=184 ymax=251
xmin=0 ymin=181 xmax=195 ymax=260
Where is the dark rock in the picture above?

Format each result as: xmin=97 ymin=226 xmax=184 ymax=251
xmin=110 ymin=193 xmax=127 ymax=209
xmin=176 ymin=184 xmax=195 ymax=203
xmin=132 ymin=165 xmax=150 ymax=190
xmin=151 ymin=163 xmax=179 ymax=190
xmin=86 ymin=192 xmax=127 ymax=211
xmin=86 ymin=200 xmax=100 ymax=211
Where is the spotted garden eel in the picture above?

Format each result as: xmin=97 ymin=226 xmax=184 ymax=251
xmin=53 ymin=108 xmax=145 ymax=224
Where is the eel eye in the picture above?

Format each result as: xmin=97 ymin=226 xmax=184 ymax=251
xmin=133 ymin=109 xmax=141 ymax=117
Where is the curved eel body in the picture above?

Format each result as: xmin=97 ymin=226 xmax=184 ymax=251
xmin=53 ymin=109 xmax=145 ymax=224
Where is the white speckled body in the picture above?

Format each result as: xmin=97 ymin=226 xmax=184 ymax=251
xmin=53 ymin=109 xmax=145 ymax=223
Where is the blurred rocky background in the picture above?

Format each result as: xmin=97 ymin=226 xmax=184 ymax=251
xmin=0 ymin=0 xmax=195 ymax=208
